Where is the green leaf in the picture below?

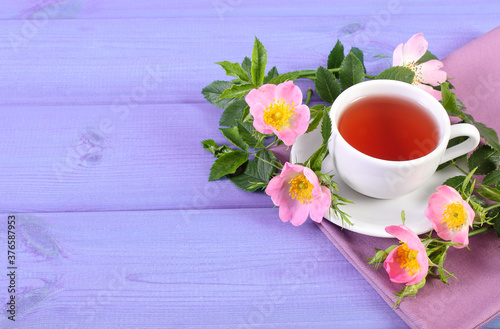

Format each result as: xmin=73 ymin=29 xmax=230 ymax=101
xmin=219 ymin=83 xmax=255 ymax=99
xmin=467 ymin=145 xmax=500 ymax=175
xmin=466 ymin=117 xmax=500 ymax=153
xmin=237 ymin=121 xmax=262 ymax=148
xmin=229 ymin=160 xmax=266 ymax=191
xmin=255 ymin=149 xmax=278 ymax=181
xmin=219 ymin=100 xmax=248 ymax=127
xmin=241 ymin=57 xmax=252 ymax=81
xmin=216 ymin=61 xmax=250 ymax=81
xmin=202 ymin=139 xmax=219 ymax=154
xmin=440 ymin=82 xmax=460 ymax=115
xmin=308 ymin=144 xmax=328 ymax=172
xmin=306 ymin=109 xmax=324 ymax=133
xmin=202 ymin=80 xmax=238 ymax=109
xmin=339 ymin=52 xmax=365 ymax=90
xmin=315 ymin=66 xmax=341 ymax=104
xmin=418 ymin=50 xmax=438 ymax=63
xmin=201 ymin=139 xmax=232 ymax=157
xmin=321 ymin=107 xmax=332 ymax=145
xmin=477 ymin=186 xmax=500 ymax=202
xmin=442 ymin=175 xmax=466 ymax=190
xmin=327 ymin=39 xmax=344 ymax=77
xmin=220 ymin=126 xmax=249 ymax=151
xmin=209 ymin=150 xmax=249 ymax=181
xmin=436 ymin=136 xmax=468 ymax=171
xmin=349 ymin=47 xmax=366 ymax=73
xmin=483 ymin=169 xmax=500 ymax=186
xmin=263 ymin=66 xmax=279 ymax=84
xmin=376 ymin=66 xmax=415 ymax=84
xmin=266 ymin=71 xmax=301 ymax=85
xmin=251 ymin=37 xmax=267 ymax=86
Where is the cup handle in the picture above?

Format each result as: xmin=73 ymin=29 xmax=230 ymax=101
xmin=440 ymin=123 xmax=480 ymax=164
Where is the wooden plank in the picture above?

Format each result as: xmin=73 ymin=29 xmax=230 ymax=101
xmin=0 ymin=209 xmax=407 ymax=328
xmin=2 ymin=0 xmax=500 ymax=20
xmin=0 ymin=103 xmax=277 ymax=213
xmin=0 ymin=16 xmax=498 ymax=106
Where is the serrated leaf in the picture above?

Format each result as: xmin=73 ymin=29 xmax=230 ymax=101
xmin=209 ymin=150 xmax=249 ymax=181
xmin=219 ymin=100 xmax=247 ymax=127
xmin=321 ymin=108 xmax=332 ymax=144
xmin=466 ymin=117 xmax=500 ymax=153
xmin=349 ymin=47 xmax=365 ymax=73
xmin=442 ymin=175 xmax=466 ymax=190
xmin=315 ymin=66 xmax=341 ymax=104
xmin=201 ymin=139 xmax=232 ymax=158
xmin=216 ymin=61 xmax=250 ymax=81
xmin=477 ymin=186 xmax=500 ymax=202
xmin=256 ymin=149 xmax=278 ymax=181
xmin=242 ymin=57 xmax=252 ymax=81
xmin=306 ymin=110 xmax=324 ymax=133
xmin=339 ymin=52 xmax=365 ymax=90
xmin=266 ymin=71 xmax=301 ymax=85
xmin=327 ymin=40 xmax=344 ymax=77
xmin=220 ymin=126 xmax=249 ymax=151
xmin=418 ymin=50 xmax=438 ymax=63
xmin=202 ymin=80 xmax=238 ymax=109
xmin=201 ymin=139 xmax=219 ymax=155
xmin=440 ymin=82 xmax=460 ymax=115
xmin=219 ymin=83 xmax=255 ymax=99
xmin=483 ymin=169 xmax=500 ymax=186
xmin=376 ymin=66 xmax=415 ymax=84
xmin=263 ymin=66 xmax=279 ymax=84
xmin=229 ymin=160 xmax=266 ymax=191
xmin=468 ymin=145 xmax=500 ymax=175
xmin=251 ymin=37 xmax=267 ymax=86
xmin=237 ymin=121 xmax=262 ymax=148
xmin=308 ymin=144 xmax=328 ymax=172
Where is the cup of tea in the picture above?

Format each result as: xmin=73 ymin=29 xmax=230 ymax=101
xmin=328 ymin=79 xmax=480 ymax=199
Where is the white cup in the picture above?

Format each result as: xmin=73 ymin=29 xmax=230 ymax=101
xmin=328 ymin=80 xmax=480 ymax=199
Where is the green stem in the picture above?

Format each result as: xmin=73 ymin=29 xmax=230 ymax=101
xmin=484 ymin=202 xmax=500 ymax=212
xmin=305 ymin=88 xmax=312 ymax=106
xmin=365 ymin=74 xmax=376 ymax=79
xmin=255 ymin=155 xmax=282 ymax=170
xmin=468 ymin=225 xmax=493 ymax=237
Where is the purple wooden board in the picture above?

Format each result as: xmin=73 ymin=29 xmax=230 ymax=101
xmin=0 ymin=1 xmax=499 ymax=328
xmin=0 ymin=210 xmax=406 ymax=328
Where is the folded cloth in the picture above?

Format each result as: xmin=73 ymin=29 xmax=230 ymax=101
xmin=317 ymin=27 xmax=500 ymax=329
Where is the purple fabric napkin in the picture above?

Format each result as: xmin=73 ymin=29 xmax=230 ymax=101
xmin=316 ymin=27 xmax=500 ymax=329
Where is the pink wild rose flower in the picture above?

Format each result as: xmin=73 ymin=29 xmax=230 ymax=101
xmin=245 ymin=81 xmax=310 ymax=146
xmin=393 ymin=33 xmax=447 ymax=100
xmin=265 ymin=162 xmax=331 ymax=226
xmin=383 ymin=225 xmax=429 ymax=285
xmin=425 ymin=185 xmax=475 ymax=248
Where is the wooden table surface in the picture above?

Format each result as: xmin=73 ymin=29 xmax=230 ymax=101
xmin=1 ymin=1 xmax=499 ymax=328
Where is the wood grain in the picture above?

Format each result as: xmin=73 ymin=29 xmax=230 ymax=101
xmin=0 ymin=209 xmax=405 ymax=328
xmin=0 ymin=1 xmax=499 ymax=328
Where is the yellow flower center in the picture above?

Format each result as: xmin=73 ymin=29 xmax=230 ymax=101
xmin=397 ymin=243 xmax=421 ymax=276
xmin=442 ymin=201 xmax=468 ymax=231
xmin=404 ymin=61 xmax=423 ymax=85
xmin=263 ymin=98 xmax=295 ymax=131
xmin=288 ymin=174 xmax=313 ymax=204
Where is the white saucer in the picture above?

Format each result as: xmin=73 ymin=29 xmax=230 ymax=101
xmin=290 ymin=127 xmax=462 ymax=238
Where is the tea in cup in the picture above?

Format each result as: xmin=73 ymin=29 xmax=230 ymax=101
xmin=328 ymin=80 xmax=480 ymax=199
